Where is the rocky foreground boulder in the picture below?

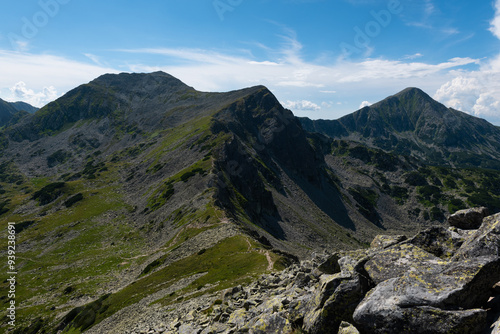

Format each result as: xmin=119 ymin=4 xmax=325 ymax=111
xmin=122 ymin=209 xmax=500 ymax=334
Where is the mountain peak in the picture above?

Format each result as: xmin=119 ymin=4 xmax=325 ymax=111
xmin=90 ymin=71 xmax=194 ymax=92
xmin=394 ymin=87 xmax=429 ymax=96
xmin=300 ymin=87 xmax=500 ymax=169
xmin=382 ymin=87 xmax=437 ymax=106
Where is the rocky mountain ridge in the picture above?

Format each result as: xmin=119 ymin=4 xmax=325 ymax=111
xmin=299 ymin=88 xmax=500 ymax=170
xmin=0 ymin=72 xmax=499 ymax=333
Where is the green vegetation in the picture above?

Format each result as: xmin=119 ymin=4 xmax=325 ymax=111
xmin=404 ymin=171 xmax=428 ymax=186
xmin=32 ymin=182 xmax=66 ymax=205
xmin=331 ymin=142 xmax=400 ymax=172
xmin=349 ymin=187 xmax=379 ymax=223
xmin=64 ymin=193 xmax=84 ymax=208
xmin=60 ymin=235 xmax=274 ymax=333
xmin=0 ymin=161 xmax=24 ymax=184
xmin=47 ymin=149 xmax=72 ymax=167
xmin=147 ymin=159 xmax=211 ymax=212
xmin=148 ymin=181 xmax=174 ymax=211
xmin=390 ymin=186 xmax=409 ymax=205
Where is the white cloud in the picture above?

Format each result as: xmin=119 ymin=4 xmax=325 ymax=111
xmin=0 ymin=50 xmax=118 ymax=107
xmin=490 ymin=0 xmax=500 ymax=39
xmin=359 ymin=101 xmax=372 ymax=108
xmin=404 ymin=53 xmax=423 ymax=60
xmin=8 ymin=82 xmax=58 ymax=107
xmin=282 ymin=100 xmax=321 ymax=111
xmin=0 ymin=25 xmax=494 ymax=121
xmin=248 ymin=61 xmax=281 ymax=66
xmin=434 ymin=65 xmax=500 ymax=121
xmin=433 ymin=2 xmax=500 ymax=124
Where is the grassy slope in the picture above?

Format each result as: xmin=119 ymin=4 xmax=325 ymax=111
xmin=0 ymin=98 xmax=288 ymax=333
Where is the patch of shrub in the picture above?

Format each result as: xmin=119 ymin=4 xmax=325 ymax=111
xmin=47 ymin=150 xmax=72 ymax=167
xmin=417 ymin=185 xmax=443 ymax=202
xmin=180 ymin=168 xmax=205 ymax=182
xmin=15 ymin=220 xmax=36 ymax=233
xmin=405 ymin=172 xmax=428 ymax=186
xmin=141 ymin=259 xmax=162 ymax=275
xmin=448 ymin=198 xmax=467 ymax=214
xmin=430 ymin=207 xmax=445 ymax=221
xmin=32 ymin=182 xmax=65 ymax=205
xmin=391 ymin=186 xmax=409 ymax=205
xmin=58 ymin=294 xmax=111 ymax=332
xmin=64 ymin=193 xmax=84 ymax=208
xmin=0 ymin=200 xmax=9 ymax=215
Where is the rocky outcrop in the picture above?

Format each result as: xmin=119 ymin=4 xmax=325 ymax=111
xmin=355 ymin=211 xmax=500 ymax=334
xmin=448 ymin=207 xmax=490 ymax=230
xmin=120 ymin=210 xmax=500 ymax=334
xmin=303 ymin=252 xmax=372 ymax=333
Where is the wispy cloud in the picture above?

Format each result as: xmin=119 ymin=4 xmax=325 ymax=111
xmin=0 ymin=25 xmax=495 ymax=121
xmin=403 ymin=0 xmax=460 ymax=38
xmin=403 ymin=53 xmax=423 ymax=60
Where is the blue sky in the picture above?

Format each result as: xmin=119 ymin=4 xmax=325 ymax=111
xmin=1 ymin=0 xmax=500 ymax=124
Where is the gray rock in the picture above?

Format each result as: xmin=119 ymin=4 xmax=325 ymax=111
xmin=369 ymin=234 xmax=407 ymax=250
xmin=354 ymin=304 xmax=487 ymax=334
xmin=453 ymin=213 xmax=500 ymax=260
xmin=317 ymin=253 xmax=341 ymax=274
xmin=337 ymin=321 xmax=360 ymax=334
xmin=407 ymin=226 xmax=464 ymax=259
xmin=245 ymin=313 xmax=293 ymax=333
xmin=448 ymin=207 xmax=490 ymax=230
xmin=303 ymin=254 xmax=371 ymax=334
xmin=354 ymin=256 xmax=500 ymax=333
xmin=364 ymin=243 xmax=439 ymax=285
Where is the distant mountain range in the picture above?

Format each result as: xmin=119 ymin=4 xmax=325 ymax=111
xmin=299 ymin=87 xmax=500 ymax=170
xmin=0 ymin=98 xmax=38 ymax=127
xmin=1 ymin=72 xmax=499 ymax=333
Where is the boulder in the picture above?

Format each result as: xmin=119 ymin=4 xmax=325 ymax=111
xmin=407 ymin=226 xmax=464 ymax=259
xmin=317 ymin=253 xmax=341 ymax=274
xmin=364 ymin=243 xmax=439 ymax=285
xmin=448 ymin=207 xmax=490 ymax=230
xmin=337 ymin=321 xmax=360 ymax=334
xmin=369 ymin=234 xmax=407 ymax=250
xmin=453 ymin=213 xmax=500 ymax=260
xmin=354 ymin=303 xmax=486 ymax=334
xmin=354 ymin=256 xmax=500 ymax=333
xmin=244 ymin=312 xmax=293 ymax=334
xmin=303 ymin=253 xmax=371 ymax=334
